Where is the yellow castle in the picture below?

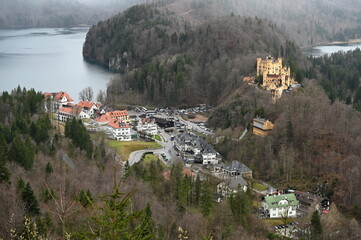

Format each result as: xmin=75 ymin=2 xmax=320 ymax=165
xmin=256 ymin=56 xmax=294 ymax=91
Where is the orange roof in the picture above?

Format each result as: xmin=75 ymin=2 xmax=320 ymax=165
xmin=107 ymin=119 xmax=130 ymax=129
xmin=183 ymin=168 xmax=196 ymax=177
xmin=53 ymin=91 xmax=74 ymax=102
xmin=106 ymin=110 xmax=129 ymax=118
xmin=94 ymin=114 xmax=113 ymax=123
xmin=141 ymin=118 xmax=155 ymax=124
xmin=57 ymin=105 xmax=83 ymax=117
xmin=78 ymin=101 xmax=95 ymax=109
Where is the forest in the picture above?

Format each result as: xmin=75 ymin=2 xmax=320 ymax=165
xmin=309 ymin=49 xmax=361 ymax=111
xmin=207 ymin=78 xmax=361 ymax=224
xmin=84 ymin=5 xmax=305 ymax=107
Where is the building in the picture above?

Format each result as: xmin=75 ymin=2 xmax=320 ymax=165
xmin=44 ymin=91 xmax=74 ymax=112
xmin=262 ymin=193 xmax=299 ymax=218
xmin=175 ymin=132 xmax=221 ymax=165
xmin=214 ymin=161 xmax=252 ymax=178
xmin=154 ymin=117 xmax=174 ymax=128
xmin=137 ymin=118 xmax=158 ymax=135
xmin=217 ymin=176 xmax=248 ymax=197
xmin=107 ymin=119 xmax=131 ymax=141
xmin=202 ymin=144 xmax=219 ymax=165
xmin=253 ymin=117 xmax=274 ymax=136
xmin=106 ymin=110 xmax=130 ymax=123
xmin=256 ymin=56 xmax=294 ymax=91
xmin=55 ymin=105 xmax=89 ymax=122
xmin=77 ymin=101 xmax=98 ymax=118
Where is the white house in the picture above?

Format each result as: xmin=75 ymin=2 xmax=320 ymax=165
xmin=44 ymin=91 xmax=74 ymax=112
xmin=137 ymin=118 xmax=158 ymax=135
xmin=262 ymin=194 xmax=299 ymax=218
xmin=78 ymin=101 xmax=98 ymax=118
xmin=55 ymin=106 xmax=89 ymax=122
xmin=107 ymin=119 xmax=131 ymax=141
xmin=202 ymin=144 xmax=219 ymax=165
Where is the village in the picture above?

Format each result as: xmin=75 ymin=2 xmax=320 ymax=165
xmin=44 ymin=56 xmax=328 ymax=239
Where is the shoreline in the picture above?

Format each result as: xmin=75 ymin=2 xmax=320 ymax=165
xmin=301 ymin=38 xmax=361 ymax=50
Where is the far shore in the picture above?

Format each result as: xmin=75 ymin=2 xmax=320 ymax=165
xmin=301 ymin=38 xmax=361 ymax=49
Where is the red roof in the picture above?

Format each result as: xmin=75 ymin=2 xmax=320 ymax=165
xmin=57 ymin=105 xmax=83 ymax=117
xmin=107 ymin=119 xmax=130 ymax=129
xmin=53 ymin=91 xmax=74 ymax=102
xmin=78 ymin=101 xmax=95 ymax=109
xmin=141 ymin=118 xmax=155 ymax=124
xmin=106 ymin=110 xmax=129 ymax=118
xmin=94 ymin=114 xmax=113 ymax=123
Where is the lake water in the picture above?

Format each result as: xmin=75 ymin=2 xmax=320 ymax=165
xmin=303 ymin=42 xmax=361 ymax=57
xmin=0 ymin=28 xmax=113 ymax=100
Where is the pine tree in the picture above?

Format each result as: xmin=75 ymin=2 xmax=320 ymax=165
xmin=22 ymin=183 xmax=40 ymax=216
xmin=0 ymin=135 xmax=10 ymax=184
xmin=311 ymin=210 xmax=322 ymax=238
xmin=80 ymin=184 xmax=155 ymax=239
xmin=45 ymin=162 xmax=53 ymax=175
xmin=200 ymin=182 xmax=213 ymax=217
xmin=194 ymin=175 xmax=201 ymax=206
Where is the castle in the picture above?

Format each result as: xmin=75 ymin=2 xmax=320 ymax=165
xmin=256 ymin=56 xmax=294 ymax=92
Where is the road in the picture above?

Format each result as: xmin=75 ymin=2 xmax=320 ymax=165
xmin=127 ymin=130 xmax=181 ymax=166
xmin=126 ymin=109 xmax=213 ymax=166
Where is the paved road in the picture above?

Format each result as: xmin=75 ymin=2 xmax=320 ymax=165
xmin=127 ymin=131 xmax=181 ymax=166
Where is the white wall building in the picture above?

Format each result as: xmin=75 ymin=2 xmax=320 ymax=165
xmin=137 ymin=118 xmax=158 ymax=135
xmin=262 ymin=194 xmax=299 ymax=218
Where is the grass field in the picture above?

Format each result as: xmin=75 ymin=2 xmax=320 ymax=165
xmin=142 ymin=154 xmax=159 ymax=164
xmin=107 ymin=140 xmax=161 ymax=161
xmin=152 ymin=134 xmax=162 ymax=141
xmin=253 ymin=182 xmax=268 ymax=191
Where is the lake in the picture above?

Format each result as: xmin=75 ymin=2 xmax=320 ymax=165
xmin=0 ymin=28 xmax=113 ymax=100
xmin=303 ymin=42 xmax=361 ymax=57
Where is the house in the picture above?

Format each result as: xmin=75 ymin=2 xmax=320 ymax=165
xmin=93 ymin=114 xmax=114 ymax=131
xmin=214 ymin=161 xmax=252 ymax=178
xmin=107 ymin=119 xmax=131 ymax=141
xmin=175 ymin=131 xmax=221 ymax=165
xmin=253 ymin=117 xmax=274 ymax=136
xmin=55 ymin=105 xmax=89 ymax=122
xmin=106 ymin=110 xmax=130 ymax=123
xmin=137 ymin=118 xmax=158 ymax=135
xmin=217 ymin=176 xmax=248 ymax=197
xmin=154 ymin=117 xmax=174 ymax=128
xmin=77 ymin=101 xmax=98 ymax=118
xmin=202 ymin=144 xmax=219 ymax=165
xmin=44 ymin=91 xmax=74 ymax=112
xmin=262 ymin=193 xmax=299 ymax=218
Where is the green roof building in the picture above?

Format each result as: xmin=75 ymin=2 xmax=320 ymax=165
xmin=262 ymin=193 xmax=299 ymax=218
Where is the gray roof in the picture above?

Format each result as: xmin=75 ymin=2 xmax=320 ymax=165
xmin=225 ymin=161 xmax=251 ymax=173
xmin=254 ymin=117 xmax=267 ymax=123
xmin=203 ymin=144 xmax=216 ymax=154
xmin=228 ymin=176 xmax=247 ymax=189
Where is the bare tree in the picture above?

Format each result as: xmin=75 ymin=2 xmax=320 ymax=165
xmin=96 ymin=89 xmax=107 ymax=104
xmin=79 ymin=87 xmax=94 ymax=101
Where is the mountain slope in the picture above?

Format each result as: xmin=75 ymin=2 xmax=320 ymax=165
xmin=161 ymin=0 xmax=361 ymax=46
xmin=84 ymin=5 xmax=303 ymax=106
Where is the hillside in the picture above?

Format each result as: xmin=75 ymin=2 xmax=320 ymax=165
xmin=161 ymin=0 xmax=361 ymax=46
xmin=0 ymin=0 xmax=147 ymax=28
xmin=84 ymin=5 xmax=304 ymax=106
xmin=207 ymin=78 xmax=361 ymax=222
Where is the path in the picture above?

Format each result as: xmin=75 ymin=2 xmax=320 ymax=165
xmin=180 ymin=9 xmax=194 ymax=16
